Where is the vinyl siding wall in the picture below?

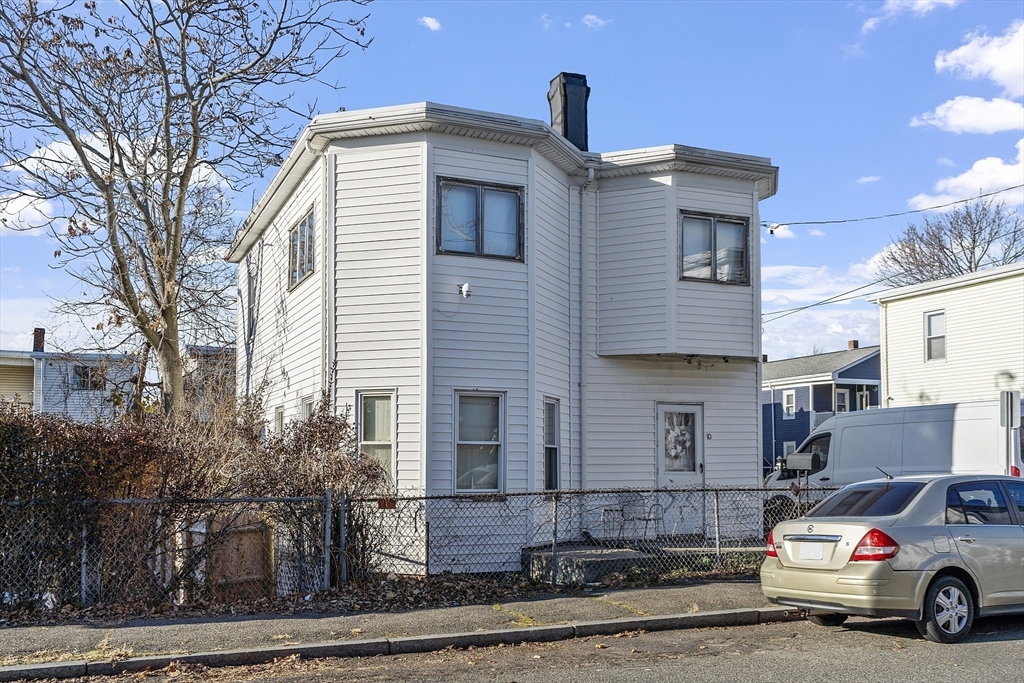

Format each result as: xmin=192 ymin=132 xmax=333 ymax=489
xmin=35 ymin=357 xmax=132 ymax=421
xmin=331 ymin=140 xmax=425 ymax=491
xmin=881 ymin=270 xmax=1024 ymax=406
xmin=237 ymin=162 xmax=324 ymax=425
xmin=428 ymin=139 xmax=532 ymax=494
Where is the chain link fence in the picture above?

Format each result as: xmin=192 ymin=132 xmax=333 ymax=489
xmin=2 ymin=486 xmax=839 ymax=610
xmin=345 ymin=486 xmax=838 ymax=585
xmin=0 ymin=496 xmax=331 ymax=610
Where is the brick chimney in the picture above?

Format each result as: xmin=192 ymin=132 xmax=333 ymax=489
xmin=848 ymin=339 xmax=859 ymax=350
xmin=32 ymin=327 xmax=45 ymax=352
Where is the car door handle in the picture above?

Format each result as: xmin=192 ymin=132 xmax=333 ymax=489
xmin=956 ymin=535 xmax=976 ymax=544
xmin=819 ymin=477 xmax=830 ymax=482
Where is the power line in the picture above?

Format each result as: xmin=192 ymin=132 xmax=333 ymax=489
xmin=761 ymin=184 xmax=1024 ymax=230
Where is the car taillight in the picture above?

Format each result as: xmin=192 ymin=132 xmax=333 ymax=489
xmin=766 ymin=529 xmax=778 ymax=557
xmin=850 ymin=528 xmax=900 ymax=561
xmin=1011 ymin=466 xmax=1021 ymax=477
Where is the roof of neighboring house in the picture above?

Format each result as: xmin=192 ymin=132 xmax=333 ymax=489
xmin=763 ymin=346 xmax=880 ymax=385
xmin=868 ymin=261 xmax=1024 ymax=304
xmin=226 ymin=102 xmax=779 ymax=262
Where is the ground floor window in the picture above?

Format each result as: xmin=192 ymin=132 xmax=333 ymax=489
xmin=544 ymin=398 xmax=560 ymax=490
xmin=455 ymin=392 xmax=502 ymax=492
xmin=835 ymin=389 xmax=849 ymax=413
xmin=359 ymin=391 xmax=395 ymax=486
xmin=274 ymin=406 xmax=284 ymax=433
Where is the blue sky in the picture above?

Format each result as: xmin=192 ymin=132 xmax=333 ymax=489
xmin=1 ymin=0 xmax=1022 ymax=358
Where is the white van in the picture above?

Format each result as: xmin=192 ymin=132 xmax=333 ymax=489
xmin=765 ymin=394 xmax=1023 ymax=488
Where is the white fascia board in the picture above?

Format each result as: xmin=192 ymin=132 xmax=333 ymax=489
xmin=869 ymin=262 xmax=1024 ymax=304
xmin=761 ymin=373 xmax=881 ymax=390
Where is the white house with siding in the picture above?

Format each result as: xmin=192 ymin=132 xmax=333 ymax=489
xmin=0 ymin=328 xmax=132 ymax=421
xmin=228 ymin=75 xmax=779 ymax=499
xmin=870 ymin=262 xmax=1024 ymax=407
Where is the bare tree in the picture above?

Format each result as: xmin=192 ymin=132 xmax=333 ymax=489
xmin=0 ymin=0 xmax=370 ymax=413
xmin=877 ymin=197 xmax=1024 ymax=287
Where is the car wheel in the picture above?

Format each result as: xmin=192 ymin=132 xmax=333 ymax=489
xmin=808 ymin=613 xmax=848 ymax=627
xmin=916 ymin=575 xmax=974 ymax=644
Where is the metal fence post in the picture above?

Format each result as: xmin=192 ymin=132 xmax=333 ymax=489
xmin=713 ymin=490 xmax=722 ymax=567
xmin=80 ymin=522 xmax=88 ymax=606
xmin=324 ymin=489 xmax=332 ymax=591
xmin=338 ymin=493 xmax=348 ymax=583
xmin=550 ymin=493 xmax=559 ymax=587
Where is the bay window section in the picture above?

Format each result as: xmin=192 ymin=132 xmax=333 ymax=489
xmin=455 ymin=393 xmax=502 ymax=492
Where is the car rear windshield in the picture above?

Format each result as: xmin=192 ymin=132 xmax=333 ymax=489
xmin=807 ymin=482 xmax=925 ymax=518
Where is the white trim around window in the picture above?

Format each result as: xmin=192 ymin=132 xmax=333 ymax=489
xmin=454 ymin=391 xmax=504 ymax=493
xmin=357 ymin=390 xmax=396 ymax=488
xmin=783 ymin=441 xmax=797 ymax=456
xmin=835 ymin=388 xmax=850 ymax=414
xmin=782 ymin=390 xmax=796 ymax=420
xmin=925 ymin=310 xmax=946 ymax=362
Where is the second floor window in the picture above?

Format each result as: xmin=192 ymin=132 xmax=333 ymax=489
xmin=925 ymin=311 xmax=945 ymax=361
xmin=782 ymin=390 xmax=795 ymax=419
xmin=72 ymin=365 xmax=104 ymax=391
xmin=289 ymin=211 xmax=315 ymax=288
xmin=680 ymin=213 xmax=748 ymax=284
xmin=438 ymin=178 xmax=523 ymax=260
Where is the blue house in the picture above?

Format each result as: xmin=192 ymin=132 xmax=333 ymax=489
xmin=761 ymin=341 xmax=880 ymax=473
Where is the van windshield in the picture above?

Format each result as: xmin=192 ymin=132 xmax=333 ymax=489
xmin=807 ymin=482 xmax=925 ymax=518
xmin=778 ymin=433 xmax=830 ymax=480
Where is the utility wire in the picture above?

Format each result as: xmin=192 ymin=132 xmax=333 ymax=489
xmin=761 ymin=184 xmax=1024 ymax=230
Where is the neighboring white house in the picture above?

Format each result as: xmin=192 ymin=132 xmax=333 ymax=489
xmin=870 ymin=262 xmax=1024 ymax=407
xmin=229 ymin=74 xmax=779 ymax=497
xmin=0 ymin=328 xmax=133 ymax=421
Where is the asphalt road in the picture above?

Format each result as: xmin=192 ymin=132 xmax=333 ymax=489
xmin=68 ymin=614 xmax=1024 ymax=683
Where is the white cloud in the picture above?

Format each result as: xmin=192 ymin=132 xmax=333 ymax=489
xmin=417 ymin=16 xmax=442 ymax=32
xmin=936 ymin=20 xmax=1024 ymax=98
xmin=767 ymin=223 xmax=796 ymax=239
xmin=540 ymin=14 xmax=552 ymax=29
xmin=0 ymin=193 xmax=55 ymax=236
xmin=808 ymin=229 xmax=827 ymax=237
xmin=0 ymin=297 xmax=55 ymax=350
xmin=862 ymin=0 xmax=961 ymax=34
xmin=912 ymin=96 xmax=1024 ymax=134
xmin=856 ymin=175 xmax=881 ymax=184
xmin=582 ymin=14 xmax=609 ymax=29
xmin=909 ymin=138 xmax=1024 ymax=209
xmin=937 ymin=157 xmax=958 ymax=167
xmin=762 ymin=308 xmax=880 ymax=360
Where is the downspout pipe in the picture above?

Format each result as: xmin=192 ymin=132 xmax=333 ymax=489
xmin=579 ymin=167 xmax=595 ymax=488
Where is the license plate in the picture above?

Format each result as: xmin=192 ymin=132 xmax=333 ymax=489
xmin=798 ymin=543 xmax=824 ymax=561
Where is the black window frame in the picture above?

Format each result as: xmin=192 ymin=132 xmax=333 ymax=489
xmin=436 ymin=177 xmax=524 ymax=261
xmin=679 ymin=211 xmax=750 ymax=285
xmin=288 ymin=208 xmax=315 ymax=290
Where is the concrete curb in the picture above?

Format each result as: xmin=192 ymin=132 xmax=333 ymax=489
xmin=0 ymin=607 xmax=803 ymax=681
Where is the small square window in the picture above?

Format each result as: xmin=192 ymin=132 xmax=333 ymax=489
xmin=288 ymin=210 xmax=315 ymax=288
xmin=783 ymin=441 xmax=797 ymax=456
xmin=438 ymin=179 xmax=523 ymax=260
xmin=925 ymin=311 xmax=945 ymax=361
xmin=72 ymin=365 xmax=104 ymax=391
xmin=680 ymin=213 xmax=749 ymax=284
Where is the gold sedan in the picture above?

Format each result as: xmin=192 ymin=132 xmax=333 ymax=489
xmin=760 ymin=474 xmax=1024 ymax=643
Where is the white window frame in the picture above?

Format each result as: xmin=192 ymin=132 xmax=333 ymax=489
xmin=835 ymin=389 xmax=850 ymax=414
xmin=301 ymin=396 xmax=314 ymax=419
xmin=436 ymin=177 xmax=524 ymax=261
xmin=783 ymin=441 xmax=797 ymax=456
xmin=925 ymin=310 xmax=946 ymax=362
xmin=288 ymin=209 xmax=315 ymax=289
xmin=358 ymin=390 xmax=397 ymax=487
xmin=454 ymin=391 xmax=504 ymax=493
xmin=782 ymin=390 xmax=796 ymax=420
xmin=679 ymin=211 xmax=750 ymax=285
xmin=543 ymin=398 xmax=560 ymax=491
xmin=274 ymin=406 xmax=284 ymax=433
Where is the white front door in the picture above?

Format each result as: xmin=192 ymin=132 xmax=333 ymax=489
xmin=657 ymin=404 xmax=705 ymax=487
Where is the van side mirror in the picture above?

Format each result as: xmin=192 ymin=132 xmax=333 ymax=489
xmin=785 ymin=452 xmax=822 ymax=472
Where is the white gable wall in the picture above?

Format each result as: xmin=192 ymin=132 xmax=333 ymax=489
xmin=331 ymin=139 xmax=426 ymax=491
xmin=237 ymin=162 xmax=324 ymax=424
xmin=879 ymin=268 xmax=1024 ymax=406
